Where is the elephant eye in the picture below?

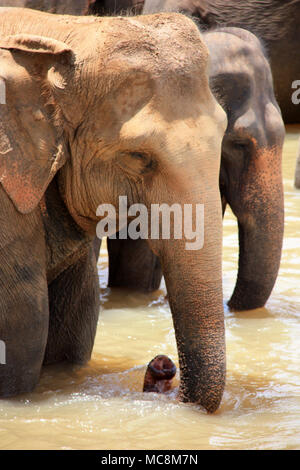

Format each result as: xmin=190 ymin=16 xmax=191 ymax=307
xmin=130 ymin=152 xmax=148 ymax=161
xmin=233 ymin=138 xmax=248 ymax=148
xmin=131 ymin=152 xmax=143 ymax=158
xmin=116 ymin=151 xmax=156 ymax=176
xmin=130 ymin=152 xmax=156 ymax=172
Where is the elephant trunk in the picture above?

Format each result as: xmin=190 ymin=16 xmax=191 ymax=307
xmin=228 ymin=145 xmax=284 ymax=311
xmin=161 ymin=240 xmax=226 ymax=413
xmin=150 ymin=190 xmax=226 ymax=413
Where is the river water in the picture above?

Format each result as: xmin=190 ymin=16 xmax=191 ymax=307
xmin=0 ymin=127 xmax=299 ymax=450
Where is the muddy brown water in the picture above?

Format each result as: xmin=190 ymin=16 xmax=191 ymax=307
xmin=0 ymin=126 xmax=299 ymax=450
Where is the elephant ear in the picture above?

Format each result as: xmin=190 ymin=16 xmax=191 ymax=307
xmin=0 ymin=34 xmax=73 ymax=214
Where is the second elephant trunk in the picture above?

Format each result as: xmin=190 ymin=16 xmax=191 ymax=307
xmin=227 ymin=146 xmax=284 ymax=311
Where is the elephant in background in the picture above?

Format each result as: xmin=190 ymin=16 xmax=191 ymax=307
xmin=0 ymin=0 xmax=144 ymax=15
xmin=143 ymin=0 xmax=300 ymax=124
xmin=0 ymin=7 xmax=228 ymax=412
xmin=295 ymin=138 xmax=300 ymax=189
xmin=108 ymin=26 xmax=285 ymax=311
xmin=0 ymin=0 xmax=93 ymax=14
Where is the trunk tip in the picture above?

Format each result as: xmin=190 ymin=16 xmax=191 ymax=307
xmin=143 ymin=355 xmax=177 ymax=393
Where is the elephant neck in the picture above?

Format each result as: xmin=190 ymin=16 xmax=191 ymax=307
xmin=41 ymin=176 xmax=93 ymax=283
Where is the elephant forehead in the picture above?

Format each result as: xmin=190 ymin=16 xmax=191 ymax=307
xmin=205 ymin=31 xmax=266 ymax=77
xmin=102 ymin=13 xmax=209 ymax=80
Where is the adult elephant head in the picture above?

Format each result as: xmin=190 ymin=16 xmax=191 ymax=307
xmin=108 ymin=25 xmax=285 ymax=311
xmin=0 ymin=8 xmax=227 ymax=411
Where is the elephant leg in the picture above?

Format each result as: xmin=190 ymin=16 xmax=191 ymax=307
xmin=0 ymin=192 xmax=49 ymax=397
xmin=107 ymin=237 xmax=163 ymax=292
xmin=44 ymin=243 xmax=100 ymax=365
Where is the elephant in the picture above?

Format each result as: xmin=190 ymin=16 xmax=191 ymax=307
xmin=295 ymin=138 xmax=300 ymax=189
xmin=143 ymin=0 xmax=300 ymax=124
xmin=143 ymin=355 xmax=177 ymax=393
xmin=108 ymin=26 xmax=285 ymax=312
xmin=0 ymin=0 xmax=93 ymax=14
xmin=0 ymin=0 xmax=144 ymax=15
xmin=4 ymin=0 xmax=285 ymax=310
xmin=0 ymin=7 xmax=228 ymax=413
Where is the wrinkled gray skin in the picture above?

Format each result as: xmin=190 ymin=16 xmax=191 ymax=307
xmin=295 ymin=138 xmax=300 ymax=189
xmin=0 ymin=7 xmax=227 ymax=413
xmin=108 ymin=27 xmax=285 ymax=312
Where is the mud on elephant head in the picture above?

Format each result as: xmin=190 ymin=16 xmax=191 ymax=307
xmin=0 ymin=8 xmax=227 ymax=412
